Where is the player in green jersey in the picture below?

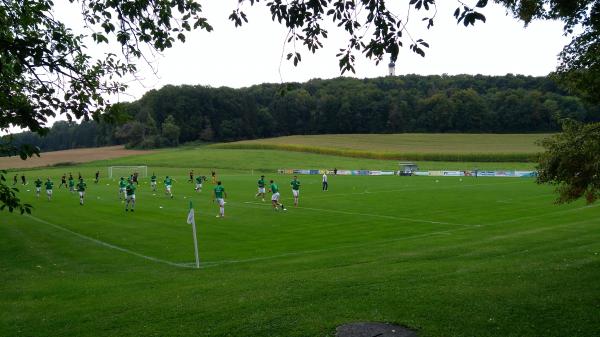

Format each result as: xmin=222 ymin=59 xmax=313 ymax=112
xmin=34 ymin=178 xmax=43 ymax=198
xmin=290 ymin=176 xmax=301 ymax=207
xmin=255 ymin=175 xmax=266 ymax=201
xmin=44 ymin=178 xmax=54 ymax=201
xmin=68 ymin=176 xmax=75 ymax=193
xmin=269 ymin=180 xmax=286 ymax=211
xmin=213 ymin=181 xmax=227 ymax=217
xmin=194 ymin=175 xmax=203 ymax=192
xmin=77 ymin=179 xmax=87 ymax=205
xmin=125 ymin=180 xmax=137 ymax=212
xmin=118 ymin=177 xmax=127 ymax=200
xmin=164 ymin=176 xmax=174 ymax=198
xmin=150 ymin=173 xmax=157 ymax=191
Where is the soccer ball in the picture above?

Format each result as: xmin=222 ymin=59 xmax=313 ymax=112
xmin=435 ymin=180 xmax=439 ymax=183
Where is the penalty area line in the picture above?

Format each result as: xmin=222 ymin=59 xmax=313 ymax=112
xmin=195 ymin=204 xmax=600 ymax=269
xmin=26 ymin=215 xmax=195 ymax=269
xmin=242 ymin=201 xmax=474 ymax=227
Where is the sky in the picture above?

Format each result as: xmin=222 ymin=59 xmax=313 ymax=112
xmin=105 ymin=1 xmax=569 ymax=101
xmin=9 ymin=0 xmax=573 ymax=132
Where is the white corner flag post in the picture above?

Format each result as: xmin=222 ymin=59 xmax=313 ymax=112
xmin=187 ymin=201 xmax=200 ymax=269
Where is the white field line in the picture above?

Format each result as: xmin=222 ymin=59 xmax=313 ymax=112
xmin=196 ymin=203 xmax=599 ymax=268
xmin=192 ymin=216 xmax=599 ymax=269
xmin=294 ymin=179 xmax=529 ymax=201
xmin=241 ymin=201 xmax=475 ymax=227
xmin=482 ymin=203 xmax=599 ymax=227
xmin=26 ymin=201 xmax=599 ymax=270
xmin=188 ymin=227 xmax=476 ymax=268
xmin=272 ymin=180 xmax=551 ymax=218
xmin=26 ymin=215 xmax=195 ymax=269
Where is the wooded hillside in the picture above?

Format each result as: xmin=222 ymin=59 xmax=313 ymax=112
xmin=5 ymin=74 xmax=599 ymax=151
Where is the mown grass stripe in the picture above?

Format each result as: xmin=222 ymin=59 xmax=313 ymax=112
xmin=241 ymin=201 xmax=474 ymax=227
xmin=26 ymin=214 xmax=195 ymax=269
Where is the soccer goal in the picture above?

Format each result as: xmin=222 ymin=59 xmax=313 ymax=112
xmin=108 ymin=166 xmax=148 ymax=179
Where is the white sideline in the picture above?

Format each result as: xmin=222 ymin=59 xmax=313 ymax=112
xmin=26 ymin=215 xmax=195 ymax=269
xmin=26 ymin=202 xmax=599 ymax=270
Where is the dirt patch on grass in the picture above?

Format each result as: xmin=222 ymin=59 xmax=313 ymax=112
xmin=0 ymin=146 xmax=154 ymax=170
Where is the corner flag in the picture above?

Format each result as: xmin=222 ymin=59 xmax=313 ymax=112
xmin=187 ymin=204 xmax=195 ymax=225
xmin=187 ymin=201 xmax=200 ymax=269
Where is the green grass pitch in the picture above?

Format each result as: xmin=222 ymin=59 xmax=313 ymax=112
xmin=1 ymin=148 xmax=599 ymax=337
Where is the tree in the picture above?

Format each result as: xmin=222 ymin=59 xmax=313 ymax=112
xmin=1 ymin=0 xmax=212 ymax=212
xmin=2 ymin=0 xmax=599 ymax=212
xmin=161 ymin=115 xmax=180 ymax=146
xmin=537 ymin=120 xmax=600 ymax=204
xmin=496 ymin=0 xmax=600 ymax=203
xmin=496 ymin=0 xmax=600 ymax=104
xmin=114 ymin=121 xmax=145 ymax=147
xmin=199 ymin=117 xmax=215 ymax=142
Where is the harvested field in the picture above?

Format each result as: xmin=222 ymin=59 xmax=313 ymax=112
xmin=0 ymin=145 xmax=154 ymax=170
xmin=216 ymin=134 xmax=548 ymax=153
xmin=212 ymin=134 xmax=549 ymax=162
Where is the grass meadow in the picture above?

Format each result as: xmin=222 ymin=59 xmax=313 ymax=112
xmin=1 ymin=146 xmax=599 ymax=337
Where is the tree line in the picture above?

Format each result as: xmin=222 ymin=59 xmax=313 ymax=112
xmin=4 ymin=74 xmax=600 ymax=151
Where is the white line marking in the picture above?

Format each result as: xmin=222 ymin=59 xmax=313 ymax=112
xmin=241 ymin=201 xmax=474 ymax=227
xmin=195 ymin=227 xmax=474 ymax=268
xmin=485 ymin=203 xmax=599 ymax=226
xmin=302 ymin=180 xmax=528 ymax=200
xmin=26 ymin=215 xmax=195 ymax=269
xmin=197 ymin=209 xmax=599 ymax=268
xmin=25 ymin=198 xmax=600 ymax=270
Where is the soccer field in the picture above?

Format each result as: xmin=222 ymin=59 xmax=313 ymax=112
xmin=1 ymin=150 xmax=599 ymax=336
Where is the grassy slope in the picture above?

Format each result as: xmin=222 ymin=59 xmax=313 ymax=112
xmin=72 ymin=147 xmax=538 ymax=172
xmin=212 ymin=134 xmax=550 ymax=162
xmin=2 ymin=148 xmax=598 ymax=337
xmin=216 ymin=134 xmax=548 ymax=153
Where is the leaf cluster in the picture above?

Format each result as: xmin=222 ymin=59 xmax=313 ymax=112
xmin=231 ymin=0 xmax=486 ymax=74
xmin=537 ymin=119 xmax=600 ymax=203
xmin=0 ymin=170 xmax=32 ymax=214
xmin=496 ymin=0 xmax=599 ymax=102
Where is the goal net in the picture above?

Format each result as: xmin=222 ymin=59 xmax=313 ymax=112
xmin=108 ymin=166 xmax=148 ymax=179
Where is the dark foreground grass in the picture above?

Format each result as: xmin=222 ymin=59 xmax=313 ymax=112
xmin=1 ymin=150 xmax=598 ymax=337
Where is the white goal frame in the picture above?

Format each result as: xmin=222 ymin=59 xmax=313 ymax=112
xmin=108 ymin=166 xmax=148 ymax=179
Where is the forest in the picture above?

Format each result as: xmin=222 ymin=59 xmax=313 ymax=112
xmin=5 ymin=74 xmax=600 ymax=151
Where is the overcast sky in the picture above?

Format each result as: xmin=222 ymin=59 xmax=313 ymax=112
xmin=12 ymin=0 xmax=571 ymax=132
xmin=53 ymin=1 xmax=569 ymax=103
